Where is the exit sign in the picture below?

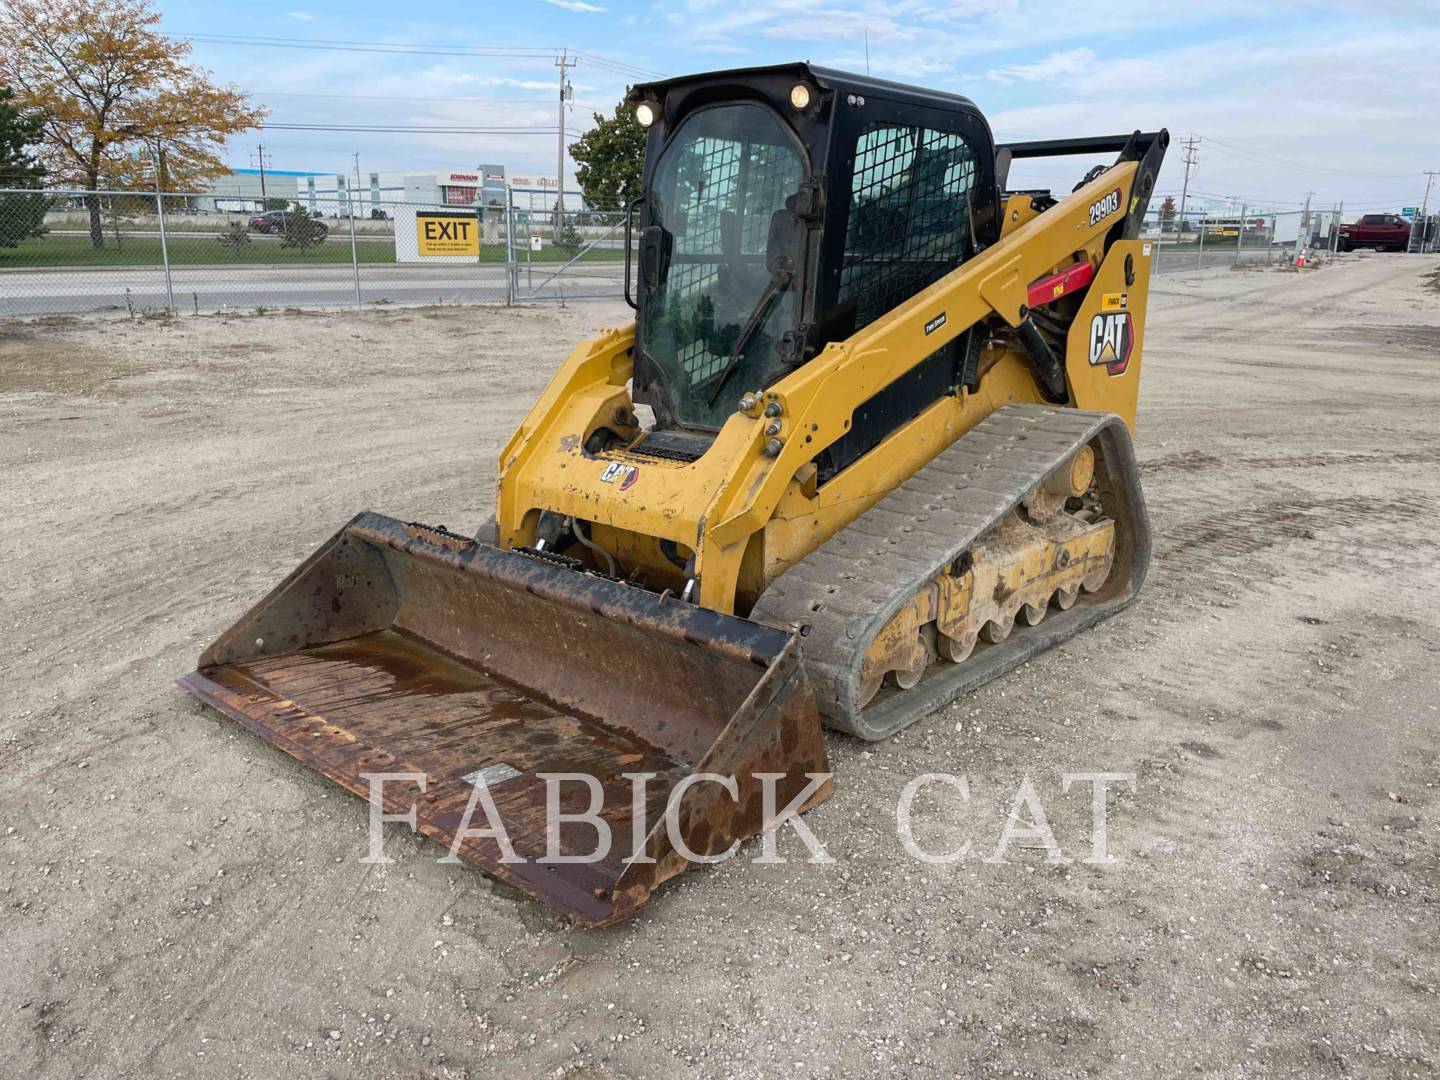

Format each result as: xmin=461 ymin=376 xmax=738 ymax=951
xmin=415 ymin=211 xmax=479 ymax=256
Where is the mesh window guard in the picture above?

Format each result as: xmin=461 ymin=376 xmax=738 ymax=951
xmin=839 ymin=124 xmax=978 ymax=331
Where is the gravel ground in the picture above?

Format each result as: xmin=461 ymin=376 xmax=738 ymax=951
xmin=2 ymin=254 xmax=1439 ymax=1078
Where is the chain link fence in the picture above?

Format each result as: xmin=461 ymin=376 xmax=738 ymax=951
xmin=2 ymin=188 xmax=1430 ymax=318
xmin=1146 ymin=207 xmax=1354 ymax=274
xmin=0 ymin=187 xmax=629 ymax=317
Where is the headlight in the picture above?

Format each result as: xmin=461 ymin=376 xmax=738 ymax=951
xmin=789 ymin=83 xmax=812 ymax=110
xmin=634 ymin=102 xmax=656 ymax=128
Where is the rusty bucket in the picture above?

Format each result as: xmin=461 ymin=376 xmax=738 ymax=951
xmin=178 ymin=513 xmax=830 ymax=926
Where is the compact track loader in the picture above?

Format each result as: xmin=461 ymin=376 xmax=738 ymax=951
xmin=181 ymin=64 xmax=1167 ymax=925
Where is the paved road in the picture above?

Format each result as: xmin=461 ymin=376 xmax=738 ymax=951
xmin=0 ymin=262 xmax=624 ymax=316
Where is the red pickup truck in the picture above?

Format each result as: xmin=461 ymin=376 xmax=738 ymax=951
xmin=1337 ymin=214 xmax=1410 ymax=252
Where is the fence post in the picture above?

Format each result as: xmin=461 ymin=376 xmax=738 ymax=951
xmin=345 ymin=185 xmax=361 ymax=310
xmin=1236 ymin=203 xmax=1246 ymax=265
xmin=154 ymin=184 xmax=175 ymax=313
xmin=505 ymin=189 xmax=516 ymax=306
xmin=1196 ymin=216 xmax=1205 ymax=269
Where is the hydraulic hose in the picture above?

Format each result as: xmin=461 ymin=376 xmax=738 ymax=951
xmin=572 ymin=518 xmax=618 ymax=577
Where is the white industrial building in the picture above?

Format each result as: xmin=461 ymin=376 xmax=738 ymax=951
xmin=196 ymin=165 xmax=579 ymax=216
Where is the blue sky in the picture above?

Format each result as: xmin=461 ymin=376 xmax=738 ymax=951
xmin=157 ymin=1 xmax=1439 ymax=214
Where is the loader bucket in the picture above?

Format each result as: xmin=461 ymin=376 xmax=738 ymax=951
xmin=178 ymin=513 xmax=830 ymax=926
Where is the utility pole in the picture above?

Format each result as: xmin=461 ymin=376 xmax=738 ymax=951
xmin=1412 ymin=171 xmax=1435 ymax=254
xmin=1174 ymin=135 xmax=1199 ymax=256
xmin=253 ymin=144 xmax=269 ymax=202
xmin=555 ymin=49 xmax=576 ymax=230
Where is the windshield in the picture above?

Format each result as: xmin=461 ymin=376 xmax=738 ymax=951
xmin=639 ymin=104 xmax=806 ymax=429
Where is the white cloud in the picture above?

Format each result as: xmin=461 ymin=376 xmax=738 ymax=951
xmin=989 ymin=26 xmax=1440 ymax=209
xmin=286 ymin=10 xmax=315 ymax=19
xmin=543 ymin=0 xmax=608 ymax=11
xmin=984 ymin=47 xmax=1095 ymax=85
xmin=190 ymin=0 xmax=1439 ymax=209
xmin=485 ymin=76 xmax=557 ymax=90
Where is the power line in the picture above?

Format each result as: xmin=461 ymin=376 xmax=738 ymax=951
xmin=251 ymin=90 xmax=563 ymax=104
xmin=251 ymin=89 xmax=610 ymax=115
xmin=571 ymin=50 xmax=666 ymax=80
xmin=259 ymin=122 xmax=586 ymax=136
xmin=1203 ymin=137 xmax=1420 ymax=180
xmin=173 ymin=32 xmax=667 ymax=80
xmin=176 ymin=32 xmax=560 ymax=58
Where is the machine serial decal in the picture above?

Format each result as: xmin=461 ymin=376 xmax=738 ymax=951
xmin=1088 ymin=311 xmax=1134 ymax=375
xmin=924 ymin=312 xmax=947 ymax=335
xmin=599 ymin=462 xmax=640 ymax=490
xmin=1087 ymin=188 xmax=1122 ymax=227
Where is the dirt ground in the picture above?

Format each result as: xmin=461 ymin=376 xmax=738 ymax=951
xmin=3 ymin=255 xmax=1439 ymax=1079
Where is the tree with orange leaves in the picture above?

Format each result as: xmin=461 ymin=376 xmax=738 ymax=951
xmin=0 ymin=0 xmax=266 ymax=247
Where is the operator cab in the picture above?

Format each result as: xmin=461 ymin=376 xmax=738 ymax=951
xmin=626 ymin=63 xmax=1000 ymax=449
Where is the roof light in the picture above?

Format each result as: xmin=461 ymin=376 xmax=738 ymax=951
xmin=790 ymin=83 xmax=812 ymax=110
xmin=635 ymin=102 xmax=656 ymax=128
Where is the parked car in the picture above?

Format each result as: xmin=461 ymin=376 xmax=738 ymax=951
xmin=247 ymin=210 xmax=330 ymax=239
xmin=1337 ymin=214 xmax=1410 ymax=252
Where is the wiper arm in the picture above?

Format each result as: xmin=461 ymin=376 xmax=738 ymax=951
xmin=705 ymin=267 xmax=793 ymax=407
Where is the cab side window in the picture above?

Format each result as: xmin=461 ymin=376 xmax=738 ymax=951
xmin=838 ymin=123 xmax=978 ymax=332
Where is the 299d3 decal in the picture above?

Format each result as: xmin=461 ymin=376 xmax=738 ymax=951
xmin=1087 ymin=188 xmax=1122 ymax=227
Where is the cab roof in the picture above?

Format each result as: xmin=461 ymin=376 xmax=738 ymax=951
xmin=631 ymin=61 xmax=981 ymax=115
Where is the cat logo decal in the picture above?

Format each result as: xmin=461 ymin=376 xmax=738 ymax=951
xmin=1088 ymin=312 xmax=1134 ymax=376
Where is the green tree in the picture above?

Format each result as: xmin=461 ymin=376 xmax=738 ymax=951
xmin=216 ymin=220 xmax=250 ymax=253
xmin=279 ymin=211 xmax=326 ymax=251
xmin=569 ymin=95 xmax=645 ymax=212
xmin=556 ymin=217 xmax=583 ymax=253
xmin=0 ymin=85 xmax=51 ymax=248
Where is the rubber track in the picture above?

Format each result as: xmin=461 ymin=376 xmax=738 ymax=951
xmin=751 ymin=404 xmax=1151 ymax=740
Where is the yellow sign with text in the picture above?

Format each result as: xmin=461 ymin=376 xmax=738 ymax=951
xmin=416 ymin=211 xmax=479 ymax=256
